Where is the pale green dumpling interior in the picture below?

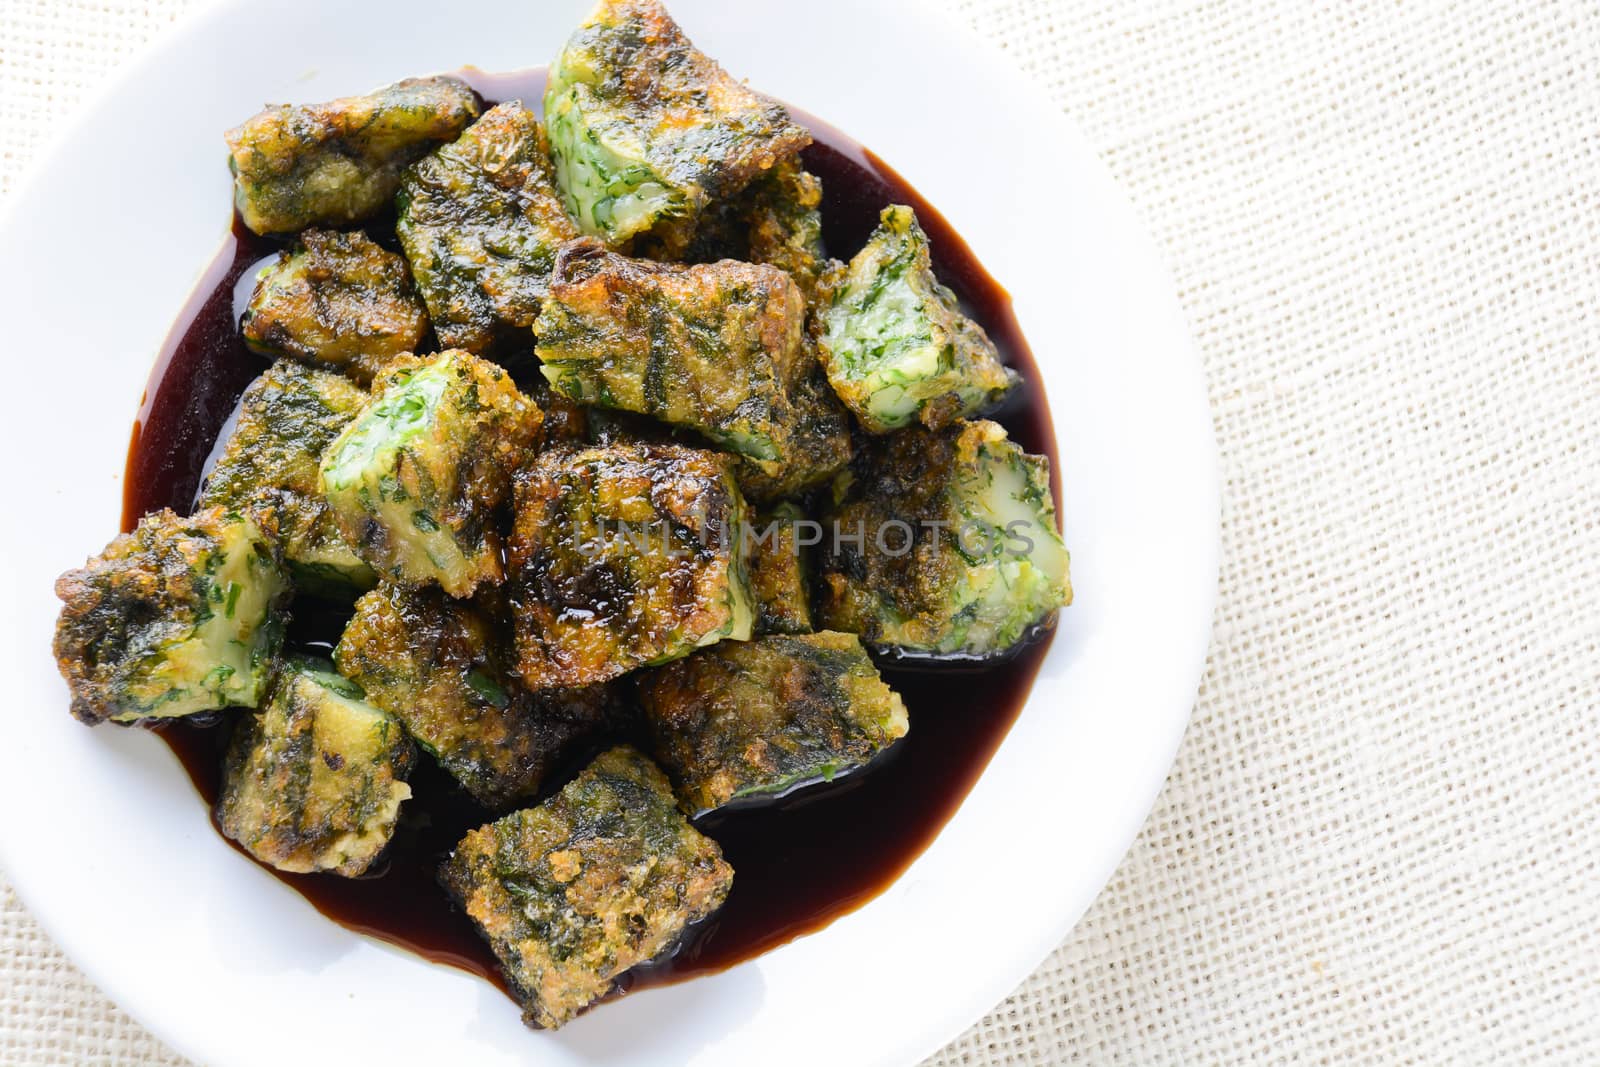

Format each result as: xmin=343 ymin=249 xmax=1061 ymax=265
xmin=294 ymin=668 xmax=414 ymax=871
xmin=937 ymin=432 xmax=1072 ymax=655
xmin=319 ymin=360 xmax=471 ymax=588
xmin=820 ymin=206 xmax=1018 ymax=432
xmin=544 ymin=66 xmax=685 ymax=244
xmin=115 ymin=519 xmax=288 ymax=722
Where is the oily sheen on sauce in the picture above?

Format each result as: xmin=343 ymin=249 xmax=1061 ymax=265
xmin=120 ymin=69 xmax=1060 ymax=1007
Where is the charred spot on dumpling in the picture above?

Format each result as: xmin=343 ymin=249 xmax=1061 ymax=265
xmin=522 ymin=373 xmax=591 ymax=447
xmin=747 ymin=501 xmax=815 ymax=636
xmin=333 ymin=582 xmax=626 ymax=808
xmin=507 ymin=441 xmax=756 ymax=689
xmin=677 ymin=158 xmax=828 ymax=297
xmin=731 ymin=360 xmax=853 ymax=504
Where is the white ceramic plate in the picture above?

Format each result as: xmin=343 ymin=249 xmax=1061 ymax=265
xmin=0 ymin=1 xmax=1216 ymax=1064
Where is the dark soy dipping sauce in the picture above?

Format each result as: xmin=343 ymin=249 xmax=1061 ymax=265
xmin=121 ymin=69 xmax=1060 ymax=1004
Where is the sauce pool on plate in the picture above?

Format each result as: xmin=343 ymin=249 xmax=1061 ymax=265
xmin=120 ymin=68 xmax=1060 ymax=1001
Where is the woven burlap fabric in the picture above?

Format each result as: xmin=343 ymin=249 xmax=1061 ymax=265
xmin=4 ymin=0 xmax=1598 ymax=1062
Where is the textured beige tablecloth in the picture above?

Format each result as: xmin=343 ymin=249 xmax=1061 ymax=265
xmin=5 ymin=0 xmax=1599 ymax=1063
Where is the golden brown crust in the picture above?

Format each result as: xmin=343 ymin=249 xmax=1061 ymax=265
xmin=639 ymin=632 xmax=907 ymax=815
xmin=217 ymin=662 xmax=416 ymax=876
xmin=544 ymin=0 xmax=812 ymax=247
xmin=225 ymin=76 xmax=481 ymax=234
xmin=438 ymin=746 xmax=732 ymax=1029
xmin=507 ymin=441 xmax=755 ymax=689
xmin=334 ymin=582 xmax=627 ymax=808
xmin=52 ymin=507 xmax=290 ymax=724
xmin=240 ymin=230 xmax=429 ymax=383
xmin=396 ymin=102 xmax=581 ymax=354
xmin=320 ymin=351 xmax=542 ymax=596
xmin=535 ymin=240 xmax=808 ymax=470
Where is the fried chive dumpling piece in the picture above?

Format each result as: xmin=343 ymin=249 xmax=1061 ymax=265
xmin=564 ymin=336 xmax=850 ymax=503
xmin=334 ymin=583 xmax=625 ymax=808
xmin=748 ymin=502 xmax=814 ymax=635
xmin=817 ymin=420 xmax=1072 ymax=657
xmin=440 ymin=746 xmax=733 ymax=1030
xmin=508 ymin=442 xmax=755 ymax=689
xmin=680 ymin=158 xmax=828 ymax=296
xmin=198 ymin=361 xmax=374 ymax=593
xmin=535 ymin=241 xmax=808 ymax=470
xmin=396 ymin=102 xmax=581 ymax=354
xmin=819 ymin=206 xmax=1019 ymax=432
xmin=224 ymin=76 xmax=481 ymax=235
xmin=320 ymin=351 xmax=541 ymax=597
xmin=217 ymin=659 xmax=415 ymax=877
xmin=640 ymin=632 xmax=906 ymax=816
xmin=544 ymin=0 xmax=810 ymax=248
xmin=52 ymin=507 xmax=290 ymax=725
xmin=239 ymin=229 xmax=430 ymax=383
